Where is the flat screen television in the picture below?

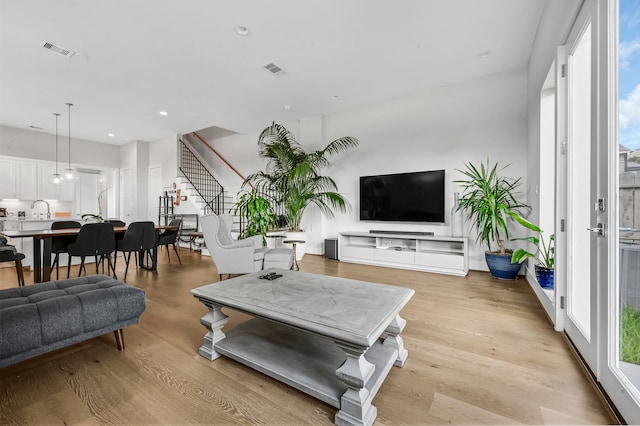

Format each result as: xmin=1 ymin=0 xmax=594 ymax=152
xmin=360 ymin=170 xmax=445 ymax=222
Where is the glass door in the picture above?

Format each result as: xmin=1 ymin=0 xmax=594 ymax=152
xmin=560 ymin=0 xmax=640 ymax=422
xmin=561 ymin=0 xmax=599 ymax=370
xmin=602 ymin=0 xmax=640 ymax=422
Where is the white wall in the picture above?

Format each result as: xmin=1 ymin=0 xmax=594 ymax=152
xmin=148 ymin=133 xmax=179 ymax=187
xmin=324 ymin=68 xmax=529 ymax=270
xmin=0 ymin=124 xmax=120 ymax=169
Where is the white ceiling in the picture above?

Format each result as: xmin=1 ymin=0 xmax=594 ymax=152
xmin=0 ymin=0 xmax=546 ymax=146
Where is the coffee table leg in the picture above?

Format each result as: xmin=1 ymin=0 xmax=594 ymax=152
xmin=197 ymin=301 xmax=229 ymax=361
xmin=334 ymin=342 xmax=377 ymax=426
xmin=383 ymin=314 xmax=409 ymax=367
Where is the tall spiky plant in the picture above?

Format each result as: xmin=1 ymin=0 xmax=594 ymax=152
xmin=245 ymin=122 xmax=359 ymax=232
xmin=455 ymin=160 xmax=529 ymax=254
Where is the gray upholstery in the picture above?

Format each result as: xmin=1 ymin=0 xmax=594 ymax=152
xmin=201 ymin=214 xmax=294 ymax=279
xmin=264 ymin=248 xmax=294 ymax=270
xmin=201 ymin=214 xmax=267 ymax=276
xmin=0 ymin=274 xmax=146 ymax=368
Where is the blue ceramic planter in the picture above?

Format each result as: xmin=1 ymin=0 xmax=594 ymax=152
xmin=535 ymin=265 xmax=554 ymax=289
xmin=485 ymin=252 xmax=522 ymax=280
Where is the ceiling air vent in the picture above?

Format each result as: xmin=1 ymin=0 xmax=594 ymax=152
xmin=41 ymin=41 xmax=76 ymax=58
xmin=263 ymin=62 xmax=286 ymax=77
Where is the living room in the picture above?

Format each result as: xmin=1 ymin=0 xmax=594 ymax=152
xmin=1 ymin=0 xmax=638 ymax=423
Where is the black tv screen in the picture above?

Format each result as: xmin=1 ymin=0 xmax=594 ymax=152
xmin=360 ymin=170 xmax=445 ymax=222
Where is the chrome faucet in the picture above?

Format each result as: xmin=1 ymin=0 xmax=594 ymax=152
xmin=31 ymin=200 xmax=51 ymax=219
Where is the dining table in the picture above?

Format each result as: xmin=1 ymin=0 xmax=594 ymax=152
xmin=1 ymin=224 xmax=178 ymax=283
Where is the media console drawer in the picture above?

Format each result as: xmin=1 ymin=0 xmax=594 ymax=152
xmin=415 ymin=251 xmax=464 ymax=270
xmin=374 ymin=249 xmax=415 ymax=264
xmin=341 ymin=245 xmax=375 ymax=260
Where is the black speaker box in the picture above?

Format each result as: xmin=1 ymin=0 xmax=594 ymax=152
xmin=324 ymin=238 xmax=338 ymax=260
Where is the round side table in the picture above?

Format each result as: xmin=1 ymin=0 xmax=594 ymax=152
xmin=283 ymin=239 xmax=305 ymax=271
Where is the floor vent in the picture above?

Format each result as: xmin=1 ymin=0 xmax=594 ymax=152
xmin=41 ymin=41 xmax=76 ymax=57
xmin=263 ymin=62 xmax=286 ymax=77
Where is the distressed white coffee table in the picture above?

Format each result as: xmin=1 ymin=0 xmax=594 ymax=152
xmin=191 ymin=269 xmax=414 ymax=426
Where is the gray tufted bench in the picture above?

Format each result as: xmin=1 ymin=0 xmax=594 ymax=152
xmin=0 ymin=274 xmax=146 ymax=368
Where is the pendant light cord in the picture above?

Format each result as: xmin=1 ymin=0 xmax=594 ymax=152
xmin=54 ymin=113 xmax=60 ymax=173
xmin=66 ymin=102 xmax=73 ymax=168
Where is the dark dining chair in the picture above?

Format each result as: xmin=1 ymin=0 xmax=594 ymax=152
xmin=157 ymin=218 xmax=182 ymax=264
xmin=105 ymin=220 xmax=126 ymax=227
xmin=51 ymin=220 xmax=81 ymax=279
xmin=66 ymin=223 xmax=117 ymax=278
xmin=0 ymin=246 xmax=26 ymax=287
xmin=114 ymin=221 xmax=155 ymax=280
xmin=106 ymin=219 xmax=127 ymax=241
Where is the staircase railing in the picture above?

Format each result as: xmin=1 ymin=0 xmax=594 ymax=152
xmin=178 ymin=139 xmax=225 ymax=215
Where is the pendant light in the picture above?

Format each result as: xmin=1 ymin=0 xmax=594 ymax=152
xmin=48 ymin=113 xmax=63 ymax=185
xmin=62 ymin=102 xmax=80 ymax=183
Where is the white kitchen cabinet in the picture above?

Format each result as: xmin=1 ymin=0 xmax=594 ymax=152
xmin=0 ymin=158 xmax=37 ymax=200
xmin=0 ymin=159 xmax=16 ymax=198
xmin=36 ymin=162 xmax=75 ymax=201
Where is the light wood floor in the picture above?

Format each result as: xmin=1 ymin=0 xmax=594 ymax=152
xmin=0 ymin=249 xmax=614 ymax=425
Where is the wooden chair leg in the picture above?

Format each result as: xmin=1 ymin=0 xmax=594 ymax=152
xmin=67 ymin=256 xmax=72 ymax=278
xmin=15 ymin=259 xmax=24 ymax=287
xmin=113 ymin=329 xmax=125 ymax=350
xmin=172 ymin=243 xmax=182 ymax=265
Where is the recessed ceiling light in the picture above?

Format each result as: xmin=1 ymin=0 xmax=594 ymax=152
xmin=159 ymin=111 xmax=168 ymax=116
xmin=235 ymin=26 xmax=249 ymax=36
xmin=330 ymin=95 xmax=339 ymax=100
xmin=479 ymin=51 xmax=490 ymax=59
xmin=283 ymin=105 xmax=291 ymax=111
xmin=108 ymin=133 xmax=115 ymax=137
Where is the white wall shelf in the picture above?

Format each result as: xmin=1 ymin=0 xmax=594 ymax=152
xmin=339 ymin=231 xmax=468 ymax=276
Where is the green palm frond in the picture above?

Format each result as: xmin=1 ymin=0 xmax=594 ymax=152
xmin=247 ymin=122 xmax=359 ymax=231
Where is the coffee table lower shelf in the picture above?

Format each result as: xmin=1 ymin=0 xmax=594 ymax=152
xmin=215 ymin=318 xmax=398 ymax=409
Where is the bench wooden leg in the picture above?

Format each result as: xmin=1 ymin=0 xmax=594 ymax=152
xmin=114 ymin=329 xmax=125 ymax=350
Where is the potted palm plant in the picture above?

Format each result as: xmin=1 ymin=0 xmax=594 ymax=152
xmin=245 ymin=122 xmax=359 ymax=259
xmin=455 ymin=159 xmax=530 ymax=280
xmin=510 ymin=216 xmax=555 ymax=289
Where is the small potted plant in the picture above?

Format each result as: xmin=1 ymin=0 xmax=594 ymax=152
xmin=456 ymin=159 xmax=530 ymax=280
xmin=510 ymin=215 xmax=555 ymax=289
xmin=232 ymin=187 xmax=278 ymax=246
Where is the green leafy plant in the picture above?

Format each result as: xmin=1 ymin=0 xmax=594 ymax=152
xmin=455 ymin=160 xmax=529 ymax=254
xmin=245 ymin=122 xmax=359 ymax=232
xmin=509 ymin=214 xmax=555 ymax=268
xmin=232 ymin=188 xmax=278 ymax=245
xmin=81 ymin=213 xmax=103 ymax=222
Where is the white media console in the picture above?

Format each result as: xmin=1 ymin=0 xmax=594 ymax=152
xmin=339 ymin=231 xmax=469 ymax=276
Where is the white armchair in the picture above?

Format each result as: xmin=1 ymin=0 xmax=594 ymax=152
xmin=200 ymin=213 xmax=268 ymax=280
